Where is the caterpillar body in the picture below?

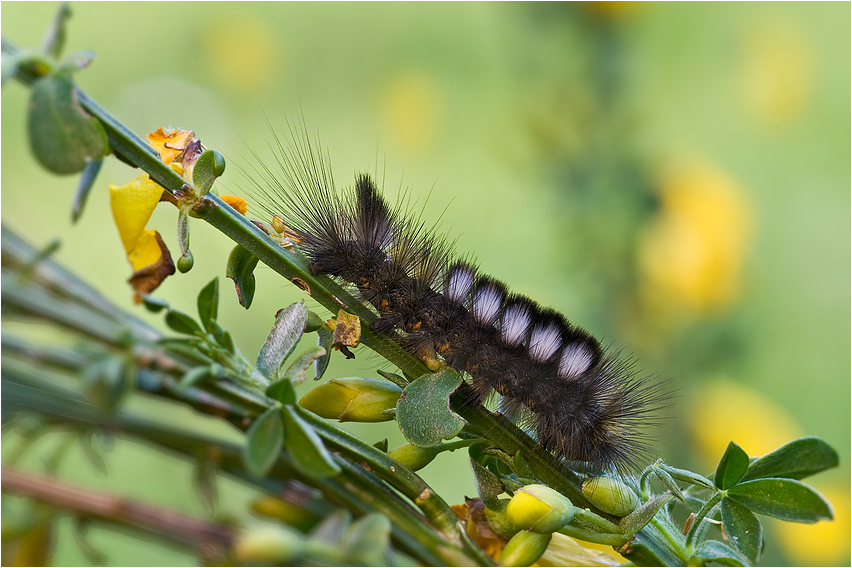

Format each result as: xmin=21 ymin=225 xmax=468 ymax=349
xmin=247 ymin=127 xmax=666 ymax=473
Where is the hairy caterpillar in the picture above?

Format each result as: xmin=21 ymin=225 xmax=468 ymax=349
xmin=245 ymin=123 xmax=667 ymax=473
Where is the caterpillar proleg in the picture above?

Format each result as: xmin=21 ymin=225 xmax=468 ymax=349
xmin=245 ymin=122 xmax=667 ymax=473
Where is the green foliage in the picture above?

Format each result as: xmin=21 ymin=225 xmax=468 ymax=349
xmin=396 ymin=368 xmax=465 ymax=447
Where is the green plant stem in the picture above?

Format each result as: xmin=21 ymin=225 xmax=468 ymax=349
xmin=685 ymin=491 xmax=722 ymax=553
xmin=649 ymin=517 xmax=689 ymax=563
xmin=1 ymin=465 xmax=237 ymax=554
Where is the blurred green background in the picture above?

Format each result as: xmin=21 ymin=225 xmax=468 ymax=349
xmin=2 ymin=2 xmax=849 ymax=566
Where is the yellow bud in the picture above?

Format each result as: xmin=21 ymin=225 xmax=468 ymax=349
xmin=499 ymin=530 xmax=552 ymax=567
xmin=507 ymin=485 xmax=575 ymax=534
xmin=582 ymin=477 xmax=641 ymax=517
xmin=234 ymin=527 xmax=303 ymax=564
xmin=299 ymin=377 xmax=401 ymax=422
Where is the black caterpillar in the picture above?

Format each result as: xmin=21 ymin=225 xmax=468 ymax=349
xmin=246 ymin=125 xmax=666 ymax=473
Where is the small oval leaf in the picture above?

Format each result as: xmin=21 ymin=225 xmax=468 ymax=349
xmin=726 ymin=478 xmax=833 ymax=523
xmin=282 ymin=346 xmax=327 ymax=385
xmin=741 ymin=437 xmax=839 ymax=482
xmin=139 ymin=294 xmax=170 ymax=313
xmin=243 ymin=406 xmax=284 ymax=477
xmin=720 ymin=497 xmax=763 ymax=564
xmin=226 ymin=244 xmax=260 ymax=309
xmin=192 ymin=149 xmax=226 ymax=196
xmin=396 ymin=369 xmax=464 ymax=448
xmin=196 ymin=278 xmax=219 ymax=332
xmin=314 ymin=328 xmax=333 ymax=381
xmin=165 ymin=309 xmax=203 ymax=335
xmin=715 ymin=441 xmax=750 ymax=490
xmin=27 ymin=72 xmax=108 ymax=174
xmin=282 ymin=405 xmax=341 ymax=478
xmin=256 ymin=301 xmax=308 ymax=381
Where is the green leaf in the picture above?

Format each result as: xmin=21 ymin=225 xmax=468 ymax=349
xmin=192 ymin=149 xmax=226 ymax=196
xmin=741 ymin=437 xmax=839 ymax=482
xmin=192 ymin=459 xmax=219 ymax=518
xmin=343 ymin=513 xmax=391 ymax=566
xmin=469 ymin=456 xmax=505 ymax=509
xmin=27 ymin=72 xmax=108 ymax=174
xmin=177 ymin=206 xmax=191 ymax=257
xmin=41 ymin=2 xmax=72 ymax=59
xmin=282 ymin=346 xmax=327 ymax=385
xmin=314 ymin=328 xmax=333 ymax=381
xmin=57 ymin=49 xmax=96 ymax=75
xmin=281 ymin=405 xmax=341 ymax=478
xmin=266 ymin=379 xmax=298 ymax=406
xmin=2 ymin=52 xmax=21 ymax=87
xmin=396 ymin=369 xmax=464 ymax=447
xmin=256 ymin=301 xmax=308 ymax=382
xmin=721 ymin=497 xmax=763 ymax=564
xmin=165 ymin=308 xmax=203 ymax=335
xmin=618 ymin=494 xmax=673 ymax=534
xmin=209 ymin=319 xmax=235 ymax=353
xmin=179 ymin=366 xmax=215 ymax=390
xmin=226 ymin=244 xmax=260 ymax=309
xmin=243 ymin=406 xmax=284 ymax=477
xmin=660 ymin=463 xmax=715 ymax=490
xmin=715 ymin=441 xmax=750 ymax=489
xmin=693 ymin=540 xmax=749 ymax=566
xmin=70 ymin=157 xmax=102 ymax=223
xmin=726 ymin=478 xmax=833 ymax=523
xmin=81 ymin=356 xmax=132 ymax=413
xmin=79 ymin=431 xmax=108 ymax=475
xmin=139 ymin=294 xmax=169 ymax=312
xmin=196 ymin=278 xmax=219 ymax=332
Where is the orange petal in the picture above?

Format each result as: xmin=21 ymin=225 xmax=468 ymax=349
xmin=147 ymin=127 xmax=196 ymax=165
xmin=220 ymin=195 xmax=248 ymax=215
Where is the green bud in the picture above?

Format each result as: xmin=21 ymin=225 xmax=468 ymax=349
xmin=582 ymin=477 xmax=641 ymax=517
xmin=177 ymin=252 xmax=194 ymax=273
xmin=388 ymin=443 xmax=440 ymax=471
xmin=484 ymin=499 xmax=519 ymax=540
xmin=506 ymin=485 xmax=575 ymax=534
xmin=499 ymin=530 xmax=552 ymax=567
xmin=234 ymin=527 xmax=304 ymax=564
xmin=299 ymin=377 xmax=401 ymax=422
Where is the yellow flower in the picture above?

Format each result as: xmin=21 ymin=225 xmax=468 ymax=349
xmin=688 ymin=378 xmax=800 ymax=472
xmin=220 ymin=194 xmax=248 ymax=215
xmin=639 ymin=161 xmax=753 ymax=315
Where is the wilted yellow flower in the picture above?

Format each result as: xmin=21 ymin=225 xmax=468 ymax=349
xmin=146 ymin=127 xmax=196 ymax=165
xmin=639 ymin=161 xmax=753 ymax=315
xmin=688 ymin=378 xmax=800 ymax=471
xmin=109 ymin=173 xmax=175 ymax=300
xmin=221 ymin=194 xmax=248 ymax=215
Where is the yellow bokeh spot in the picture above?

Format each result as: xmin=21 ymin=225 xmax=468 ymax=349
xmin=382 ymin=72 xmax=444 ymax=154
xmin=776 ymin=484 xmax=850 ymax=566
xmin=688 ymin=378 xmax=800 ymax=471
xmin=741 ymin=19 xmax=813 ymax=127
xmin=127 ymin=229 xmax=166 ymax=272
xmin=220 ymin=194 xmax=248 ymax=215
xmin=639 ymin=161 xmax=753 ymax=315
xmin=202 ymin=15 xmax=277 ymax=93
xmin=109 ymin=174 xmax=165 ymax=255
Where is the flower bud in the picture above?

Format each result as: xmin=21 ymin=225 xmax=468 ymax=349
xmin=581 ymin=476 xmax=641 ymax=517
xmin=299 ymin=377 xmax=401 ymax=422
xmin=506 ymin=485 xmax=575 ymax=534
xmin=499 ymin=530 xmax=552 ymax=567
xmin=388 ymin=443 xmax=440 ymax=471
xmin=234 ymin=527 xmax=304 ymax=564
